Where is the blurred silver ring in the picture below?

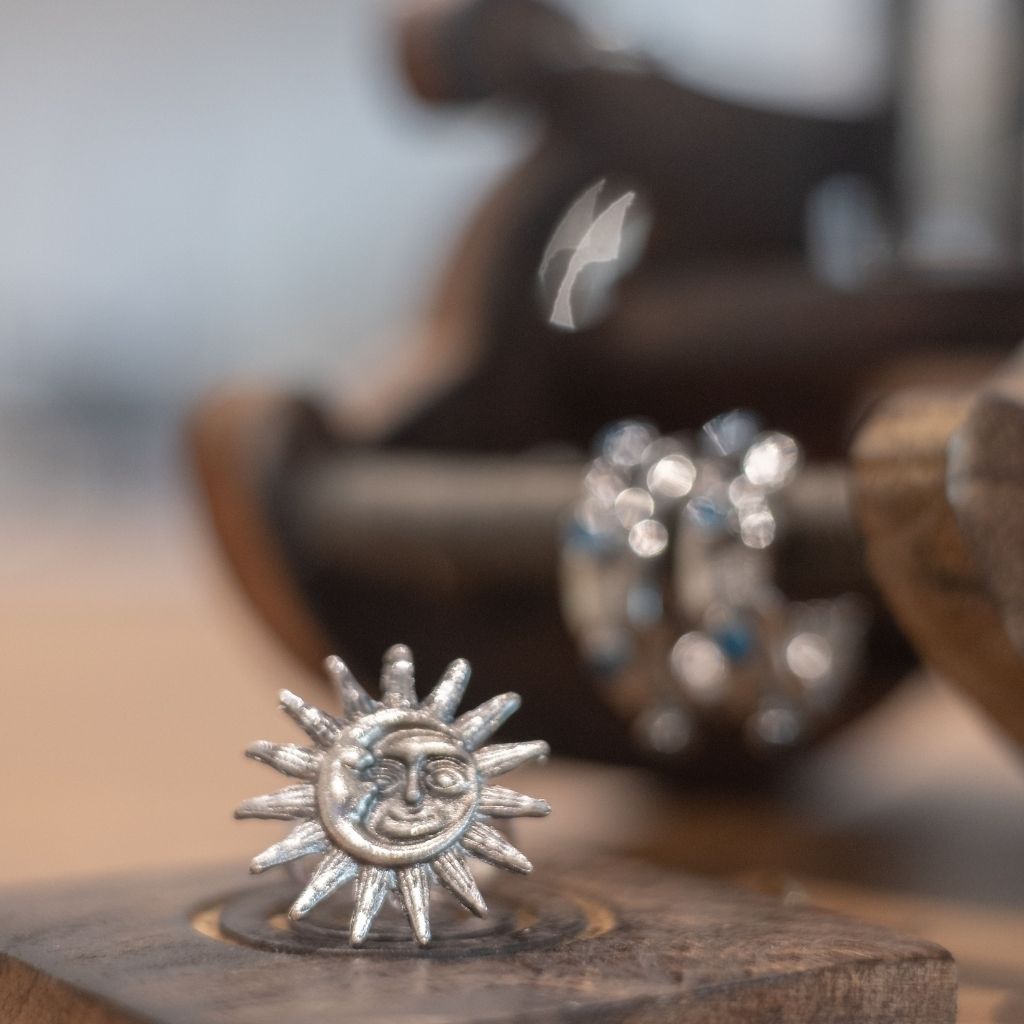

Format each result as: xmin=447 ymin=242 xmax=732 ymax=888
xmin=559 ymin=412 xmax=867 ymax=758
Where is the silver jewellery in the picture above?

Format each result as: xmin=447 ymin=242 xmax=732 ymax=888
xmin=561 ymin=412 xmax=867 ymax=757
xmin=236 ymin=645 xmax=551 ymax=947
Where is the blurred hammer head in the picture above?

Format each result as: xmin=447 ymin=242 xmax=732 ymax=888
xmin=949 ymin=348 xmax=1024 ymax=658
xmin=853 ymin=345 xmax=1024 ymax=748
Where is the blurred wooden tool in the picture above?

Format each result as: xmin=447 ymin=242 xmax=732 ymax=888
xmin=192 ymin=0 xmax=1024 ymax=770
xmin=853 ymin=344 xmax=1024 ymax=747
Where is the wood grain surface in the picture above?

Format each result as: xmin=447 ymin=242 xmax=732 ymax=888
xmin=852 ymin=385 xmax=1024 ymax=746
xmin=0 ymin=859 xmax=954 ymax=1024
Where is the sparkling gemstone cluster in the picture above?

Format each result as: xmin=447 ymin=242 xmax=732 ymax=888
xmin=561 ymin=413 xmax=866 ymax=757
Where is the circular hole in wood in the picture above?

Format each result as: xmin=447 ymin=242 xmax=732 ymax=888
xmin=194 ymin=877 xmax=615 ymax=959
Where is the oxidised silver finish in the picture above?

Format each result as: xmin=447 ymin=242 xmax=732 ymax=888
xmin=236 ymin=646 xmax=551 ymax=947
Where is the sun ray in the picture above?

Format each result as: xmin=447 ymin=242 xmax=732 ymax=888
xmin=461 ymin=822 xmax=533 ymax=874
xmin=245 ymin=741 xmax=321 ymax=781
xmin=397 ymin=864 xmax=432 ymax=946
xmin=289 ymin=850 xmax=359 ymax=919
xmin=474 ymin=740 xmax=550 ymax=778
xmin=324 ymin=655 xmax=377 ymax=719
xmin=234 ymin=783 xmax=316 ymax=821
xmin=380 ymin=644 xmax=416 ymax=709
xmin=452 ymin=692 xmax=521 ymax=751
xmin=279 ymin=690 xmax=340 ymax=749
xmin=419 ymin=658 xmax=471 ymax=722
xmin=250 ymin=821 xmax=332 ymax=874
xmin=478 ymin=785 xmax=551 ymax=818
xmin=432 ymin=848 xmax=487 ymax=917
xmin=350 ymin=866 xmax=392 ymax=946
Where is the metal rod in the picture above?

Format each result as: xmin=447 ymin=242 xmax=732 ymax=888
xmin=290 ymin=453 xmax=866 ymax=596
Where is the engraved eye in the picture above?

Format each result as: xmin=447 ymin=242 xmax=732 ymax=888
xmin=367 ymin=758 xmax=403 ymax=794
xmin=424 ymin=758 xmax=470 ymax=796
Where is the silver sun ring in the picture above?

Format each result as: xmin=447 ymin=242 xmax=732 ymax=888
xmin=236 ymin=645 xmax=551 ymax=947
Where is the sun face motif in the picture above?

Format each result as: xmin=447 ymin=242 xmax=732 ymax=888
xmin=236 ymin=645 xmax=551 ymax=947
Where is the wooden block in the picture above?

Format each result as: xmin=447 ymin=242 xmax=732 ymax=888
xmin=0 ymin=858 xmax=955 ymax=1023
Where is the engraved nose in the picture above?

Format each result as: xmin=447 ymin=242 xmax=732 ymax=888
xmin=404 ymin=767 xmax=423 ymax=807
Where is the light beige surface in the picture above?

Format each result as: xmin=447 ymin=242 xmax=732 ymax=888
xmin=2 ymin=502 xmax=300 ymax=884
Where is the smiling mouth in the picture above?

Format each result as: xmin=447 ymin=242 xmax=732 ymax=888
xmin=373 ymin=813 xmax=445 ymax=840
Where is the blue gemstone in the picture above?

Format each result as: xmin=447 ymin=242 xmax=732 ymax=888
xmin=589 ymin=636 xmax=633 ymax=676
xmin=714 ymin=620 xmax=754 ymax=662
xmin=627 ymin=583 xmax=663 ymax=627
xmin=687 ymin=496 xmax=727 ymax=532
xmin=564 ymin=519 xmax=617 ymax=556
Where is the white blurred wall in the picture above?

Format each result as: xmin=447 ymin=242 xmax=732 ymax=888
xmin=0 ymin=0 xmax=525 ymax=412
xmin=565 ymin=0 xmax=888 ymax=116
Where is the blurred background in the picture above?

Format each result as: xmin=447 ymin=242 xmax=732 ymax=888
xmin=1 ymin=0 xmax=897 ymax=875
xmin=3 ymin=2 xmax=1024 ymax=1017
